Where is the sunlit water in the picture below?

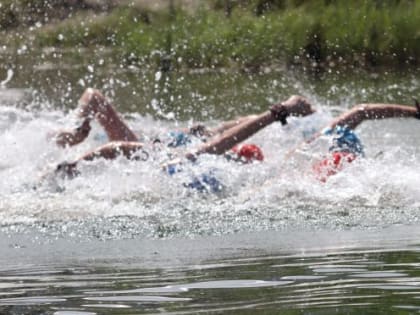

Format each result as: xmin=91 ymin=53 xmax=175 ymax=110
xmin=1 ymin=50 xmax=420 ymax=313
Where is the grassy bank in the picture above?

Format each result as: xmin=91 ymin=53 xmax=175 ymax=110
xmin=2 ymin=0 xmax=420 ymax=70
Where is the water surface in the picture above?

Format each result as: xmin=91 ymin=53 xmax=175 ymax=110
xmin=2 ymin=226 xmax=420 ymax=314
xmin=1 ymin=49 xmax=420 ymax=313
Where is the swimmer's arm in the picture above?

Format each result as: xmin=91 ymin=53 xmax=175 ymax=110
xmin=51 ymin=141 xmax=146 ymax=179
xmin=54 ymin=141 xmax=146 ymax=178
xmin=208 ymin=115 xmax=259 ymax=135
xmin=78 ymin=89 xmax=139 ymax=142
xmin=191 ymin=111 xmax=277 ymax=157
xmin=212 ymin=95 xmax=315 ymax=136
xmin=329 ymin=102 xmax=419 ymax=130
xmin=177 ymin=115 xmax=261 ymax=140
xmin=188 ymin=95 xmax=314 ymax=159
xmin=285 ymin=101 xmax=419 ymax=160
xmin=75 ymin=141 xmax=146 ymax=161
xmin=54 ymin=119 xmax=92 ymax=147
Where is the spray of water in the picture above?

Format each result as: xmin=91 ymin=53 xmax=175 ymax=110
xmin=1 ymin=73 xmax=420 ymax=239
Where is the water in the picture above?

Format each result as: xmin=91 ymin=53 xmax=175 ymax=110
xmin=2 ymin=227 xmax=420 ymax=314
xmin=1 ymin=49 xmax=420 ymax=313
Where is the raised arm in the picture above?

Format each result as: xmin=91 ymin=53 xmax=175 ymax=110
xmin=285 ymin=99 xmax=420 ymax=160
xmin=77 ymin=88 xmax=139 ymax=142
xmin=187 ymin=95 xmax=315 ymax=159
xmin=329 ymin=100 xmax=420 ymax=130
xmin=54 ymin=88 xmax=139 ymax=148
xmin=54 ymin=118 xmax=92 ymax=147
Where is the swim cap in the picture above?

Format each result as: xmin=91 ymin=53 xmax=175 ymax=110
xmin=312 ymin=151 xmax=357 ymax=182
xmin=167 ymin=131 xmax=191 ymax=148
xmin=323 ymin=126 xmax=364 ymax=156
xmin=231 ymin=144 xmax=264 ymax=163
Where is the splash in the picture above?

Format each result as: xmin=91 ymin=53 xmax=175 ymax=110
xmin=0 ymin=69 xmax=14 ymax=87
xmin=1 ymin=84 xmax=420 ymax=239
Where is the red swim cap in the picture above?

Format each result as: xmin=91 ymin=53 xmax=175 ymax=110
xmin=312 ymin=151 xmax=356 ymax=182
xmin=231 ymin=144 xmax=264 ymax=163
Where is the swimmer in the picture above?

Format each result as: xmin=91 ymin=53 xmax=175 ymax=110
xmin=52 ymin=89 xmax=314 ymax=178
xmin=54 ymin=88 xmax=280 ymax=148
xmin=170 ymin=97 xmax=420 ymax=183
xmin=288 ymin=98 xmax=420 ymax=181
xmin=52 ymin=88 xmax=420 ymax=185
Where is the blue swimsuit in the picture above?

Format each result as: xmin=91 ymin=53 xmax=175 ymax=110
xmin=166 ymin=131 xmax=223 ymax=193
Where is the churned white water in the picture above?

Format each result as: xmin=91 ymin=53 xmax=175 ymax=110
xmin=1 ymin=87 xmax=420 ymax=239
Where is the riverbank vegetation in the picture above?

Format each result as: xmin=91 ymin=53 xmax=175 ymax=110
xmin=2 ymin=0 xmax=420 ymax=70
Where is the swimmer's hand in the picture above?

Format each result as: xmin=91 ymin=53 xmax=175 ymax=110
xmin=270 ymin=103 xmax=289 ymax=125
xmin=55 ymin=161 xmax=80 ymax=179
xmin=189 ymin=124 xmax=212 ymax=138
xmin=54 ymin=119 xmax=91 ymax=147
xmin=282 ymin=95 xmax=316 ymax=118
xmin=35 ymin=161 xmax=78 ymax=191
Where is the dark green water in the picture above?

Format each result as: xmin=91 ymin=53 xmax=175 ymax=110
xmin=2 ymin=48 xmax=420 ymax=120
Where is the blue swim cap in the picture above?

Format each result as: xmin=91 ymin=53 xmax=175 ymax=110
xmin=185 ymin=171 xmax=224 ymax=193
xmin=323 ymin=126 xmax=364 ymax=156
xmin=167 ymin=131 xmax=190 ymax=147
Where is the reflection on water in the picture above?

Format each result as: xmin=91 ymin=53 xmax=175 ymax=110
xmin=1 ymin=232 xmax=420 ymax=314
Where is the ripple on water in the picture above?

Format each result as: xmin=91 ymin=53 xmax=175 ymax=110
xmin=352 ymin=271 xmax=408 ymax=278
xmin=81 ymin=304 xmax=131 ymax=309
xmin=84 ymin=295 xmax=191 ymax=302
xmin=0 ymin=240 xmax=419 ymax=313
xmin=0 ymin=296 xmax=67 ymax=306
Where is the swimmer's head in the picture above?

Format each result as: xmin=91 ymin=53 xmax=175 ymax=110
xmin=323 ymin=126 xmax=364 ymax=156
xmin=229 ymin=144 xmax=264 ymax=163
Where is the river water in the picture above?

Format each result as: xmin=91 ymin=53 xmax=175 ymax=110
xmin=1 ymin=48 xmax=420 ymax=314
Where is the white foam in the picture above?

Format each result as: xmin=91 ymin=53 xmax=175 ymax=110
xmin=1 ymin=94 xmax=420 ymax=237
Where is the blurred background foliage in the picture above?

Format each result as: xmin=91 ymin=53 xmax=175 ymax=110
xmin=1 ymin=0 xmax=419 ymax=70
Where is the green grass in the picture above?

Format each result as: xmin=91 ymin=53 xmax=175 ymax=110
xmin=4 ymin=0 xmax=420 ymax=69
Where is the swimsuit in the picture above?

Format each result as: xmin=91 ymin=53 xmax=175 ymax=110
xmin=166 ymin=163 xmax=223 ymax=193
xmin=313 ymin=125 xmax=364 ymax=182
